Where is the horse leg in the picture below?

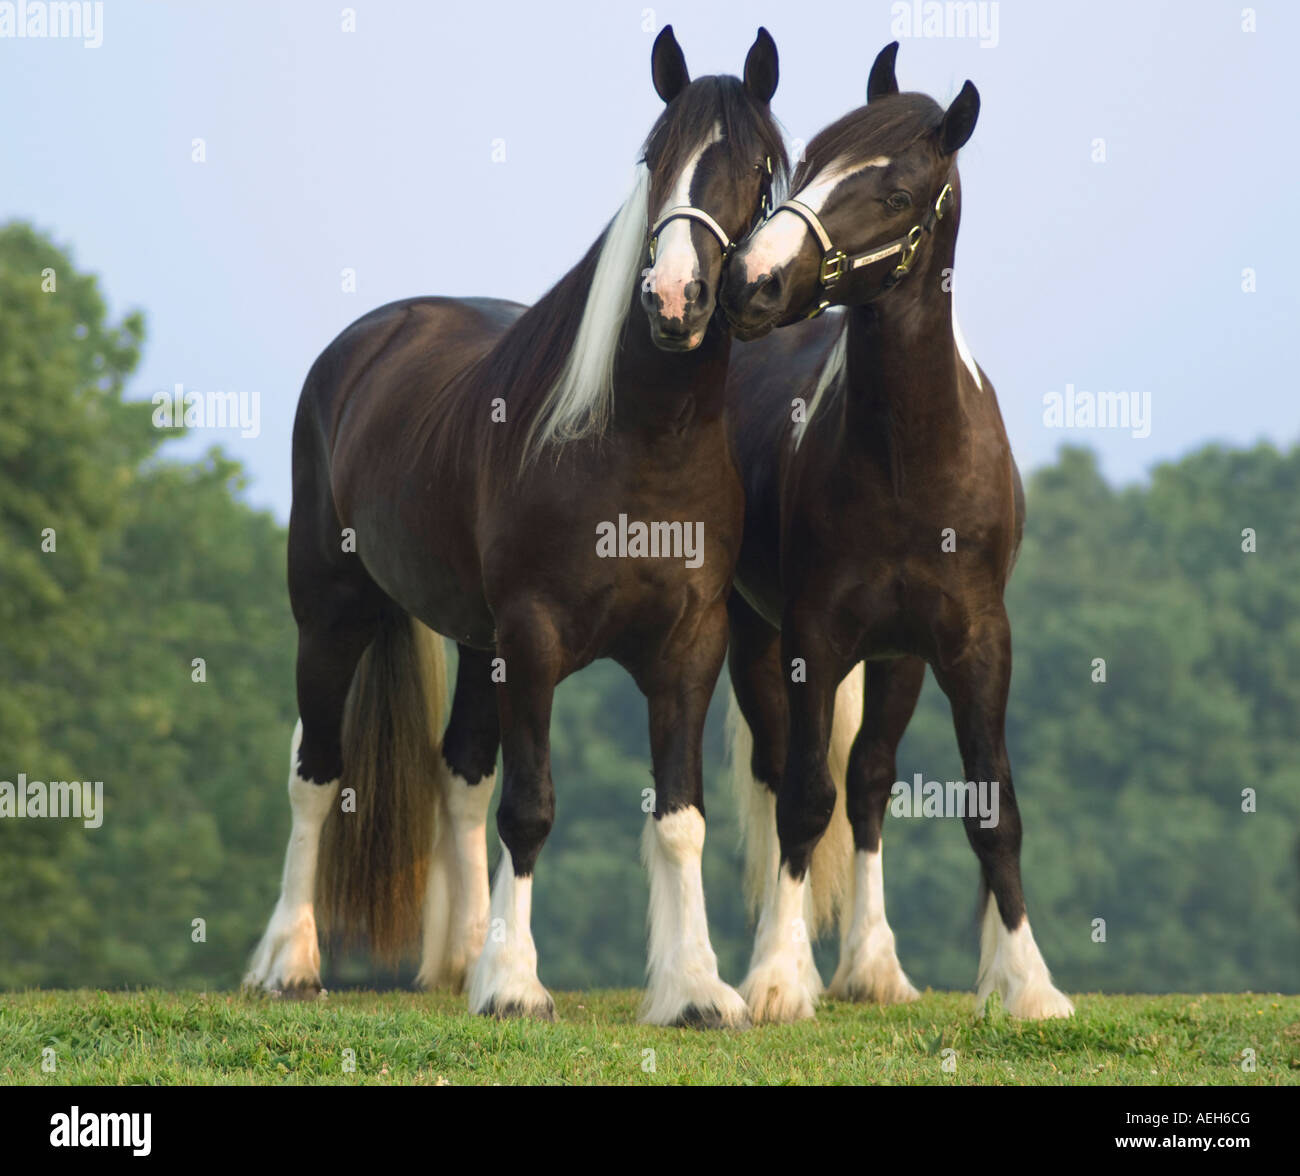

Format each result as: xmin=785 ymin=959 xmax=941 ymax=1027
xmin=467 ymin=601 xmax=557 ymax=1020
xmin=728 ymin=595 xmax=823 ymax=1019
xmin=739 ymin=612 xmax=842 ymax=1023
xmin=726 ymin=593 xmax=788 ymax=914
xmin=639 ymin=605 xmax=749 ymax=1028
xmin=417 ymin=644 xmax=499 ymax=991
xmin=244 ymin=595 xmax=382 ymax=996
xmin=829 ymin=655 xmax=925 ymax=1004
xmin=932 ymin=609 xmax=1074 ymax=1019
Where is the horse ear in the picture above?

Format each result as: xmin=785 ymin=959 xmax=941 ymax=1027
xmin=651 ymin=25 xmax=690 ymax=104
xmin=743 ymin=27 xmax=779 ymax=104
xmin=867 ymin=41 xmax=899 ymax=102
xmin=939 ymin=80 xmax=980 ymax=154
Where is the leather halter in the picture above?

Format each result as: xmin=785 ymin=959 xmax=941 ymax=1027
xmin=770 ymin=168 xmax=955 ymax=318
xmin=647 ymin=156 xmax=775 ymax=265
xmin=647 ymin=206 xmax=734 ymax=263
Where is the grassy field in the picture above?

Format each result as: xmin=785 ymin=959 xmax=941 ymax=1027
xmin=2 ymin=989 xmax=1297 ymax=1085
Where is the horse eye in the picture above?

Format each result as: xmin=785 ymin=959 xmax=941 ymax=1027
xmin=887 ymin=191 xmax=912 ymax=212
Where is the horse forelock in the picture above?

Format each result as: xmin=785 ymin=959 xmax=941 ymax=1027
xmin=643 ymin=75 xmax=789 ymax=215
xmin=792 ymin=93 xmax=943 ymax=193
xmin=522 ymin=77 xmax=788 ymax=468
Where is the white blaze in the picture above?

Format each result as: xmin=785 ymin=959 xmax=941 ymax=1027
xmin=740 ymin=155 xmax=891 ymax=285
xmin=645 ymin=124 xmax=721 ymax=324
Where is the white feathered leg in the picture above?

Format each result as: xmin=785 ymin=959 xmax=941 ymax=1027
xmin=417 ymin=769 xmax=495 ymax=991
xmin=467 ymin=843 xmax=555 ymax=1020
xmin=976 ymin=892 xmax=1074 ymax=1019
xmin=244 ymin=721 xmax=336 ymax=996
xmin=829 ymin=845 xmax=919 ymax=1004
xmin=640 ymin=809 xmax=750 ymax=1028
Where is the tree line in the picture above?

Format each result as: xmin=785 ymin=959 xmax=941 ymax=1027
xmin=1 ymin=223 xmax=1296 ymax=994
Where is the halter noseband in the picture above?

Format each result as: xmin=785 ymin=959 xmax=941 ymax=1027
xmin=647 ymin=206 xmax=734 ymax=264
xmin=647 ymin=156 xmax=775 ymax=265
xmin=770 ymin=168 xmax=955 ymax=318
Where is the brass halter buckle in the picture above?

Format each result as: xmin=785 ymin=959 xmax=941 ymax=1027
xmin=819 ymin=250 xmax=847 ymax=286
xmin=934 ymin=182 xmax=954 ymax=220
xmin=891 ymin=225 xmax=925 ymax=280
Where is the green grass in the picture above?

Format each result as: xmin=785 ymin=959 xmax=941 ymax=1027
xmin=2 ymin=990 xmax=1296 ymax=1085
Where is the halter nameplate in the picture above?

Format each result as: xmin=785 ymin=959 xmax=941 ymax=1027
xmin=648 ymin=206 xmax=733 ymax=263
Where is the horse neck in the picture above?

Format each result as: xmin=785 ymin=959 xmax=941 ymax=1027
xmin=836 ymin=235 xmax=965 ymax=473
xmin=613 ymin=287 xmax=732 ymax=437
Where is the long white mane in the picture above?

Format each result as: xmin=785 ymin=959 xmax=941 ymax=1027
xmin=524 ymin=164 xmax=651 ymax=463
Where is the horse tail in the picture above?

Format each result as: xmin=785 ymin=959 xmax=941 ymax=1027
xmin=813 ymin=665 xmax=861 ymax=935
xmin=727 ymin=664 xmax=860 ymax=938
xmin=727 ymin=690 xmax=776 ymax=928
xmin=317 ymin=612 xmax=449 ymax=961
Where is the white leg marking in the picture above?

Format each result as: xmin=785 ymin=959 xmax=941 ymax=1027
xmin=976 ymin=892 xmax=1074 ymax=1019
xmin=467 ymin=843 xmax=554 ymax=1020
xmin=417 ymin=769 xmax=495 ymax=991
xmin=244 ymin=720 xmax=336 ymax=995
xmin=829 ymin=846 xmax=920 ymax=1004
xmin=641 ymin=809 xmax=750 ymax=1028
xmin=739 ymin=862 xmax=823 ymax=1024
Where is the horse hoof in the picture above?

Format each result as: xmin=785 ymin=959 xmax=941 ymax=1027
xmin=672 ymin=1002 xmax=752 ymax=1030
xmin=478 ymin=992 xmax=556 ymax=1022
xmin=739 ymin=966 xmax=818 ymax=1025
xmin=276 ymin=979 xmax=326 ymax=1001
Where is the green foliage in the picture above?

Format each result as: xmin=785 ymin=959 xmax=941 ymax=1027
xmin=0 ymin=224 xmax=293 ymax=988
xmin=0 ymin=223 xmax=1295 ymax=997
xmin=886 ymin=445 xmax=1300 ymax=994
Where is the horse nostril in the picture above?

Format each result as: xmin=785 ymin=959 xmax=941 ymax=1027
xmin=684 ymin=279 xmax=706 ymax=306
xmin=754 ymin=273 xmax=781 ymax=306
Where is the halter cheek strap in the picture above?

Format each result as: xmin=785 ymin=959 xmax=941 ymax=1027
xmin=771 ymin=169 xmax=956 ymax=318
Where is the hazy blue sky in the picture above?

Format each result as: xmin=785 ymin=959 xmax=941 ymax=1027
xmin=2 ymin=0 xmax=1295 ymax=517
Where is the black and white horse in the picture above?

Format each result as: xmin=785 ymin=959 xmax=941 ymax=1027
xmin=245 ymin=27 xmax=788 ymax=1027
xmin=719 ymin=43 xmax=1073 ymax=1023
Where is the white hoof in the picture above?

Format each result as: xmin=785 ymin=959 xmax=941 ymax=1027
xmin=468 ymin=952 xmax=555 ymax=1021
xmin=243 ymin=905 xmax=324 ymax=997
xmin=977 ymin=895 xmax=1074 ymax=1020
xmin=739 ymin=957 xmax=819 ymax=1025
xmin=642 ymin=970 xmax=751 ymax=1029
xmin=1001 ymin=980 xmax=1075 ymax=1020
xmin=829 ymin=928 xmax=920 ymax=1005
